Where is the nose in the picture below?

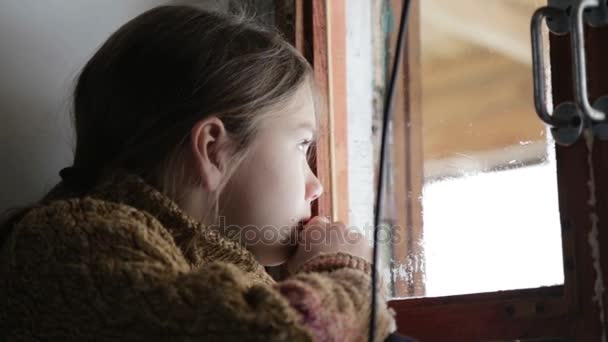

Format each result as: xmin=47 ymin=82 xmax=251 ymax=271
xmin=305 ymin=172 xmax=323 ymax=202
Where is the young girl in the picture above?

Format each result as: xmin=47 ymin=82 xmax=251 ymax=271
xmin=0 ymin=5 xmax=398 ymax=341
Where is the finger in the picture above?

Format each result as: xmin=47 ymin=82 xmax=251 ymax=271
xmin=342 ymin=228 xmax=365 ymax=246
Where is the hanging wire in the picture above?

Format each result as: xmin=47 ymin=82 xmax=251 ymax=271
xmin=369 ymin=1 xmax=412 ymax=341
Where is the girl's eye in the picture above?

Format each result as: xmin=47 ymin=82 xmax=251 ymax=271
xmin=299 ymin=139 xmax=313 ymax=153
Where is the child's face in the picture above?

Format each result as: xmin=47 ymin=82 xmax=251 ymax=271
xmin=220 ymin=83 xmax=323 ymax=266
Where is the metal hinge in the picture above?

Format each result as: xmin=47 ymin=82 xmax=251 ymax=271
xmin=531 ymin=0 xmax=608 ymax=145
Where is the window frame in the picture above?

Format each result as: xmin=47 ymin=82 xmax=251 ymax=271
xmin=283 ymin=0 xmax=608 ymax=339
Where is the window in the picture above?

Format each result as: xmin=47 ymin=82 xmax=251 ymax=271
xmin=277 ymin=0 xmax=608 ymax=339
xmin=382 ymin=0 xmax=564 ymax=299
xmin=282 ymin=0 xmax=608 ymax=341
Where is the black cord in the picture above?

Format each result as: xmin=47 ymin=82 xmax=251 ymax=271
xmin=369 ymin=1 xmax=412 ymax=341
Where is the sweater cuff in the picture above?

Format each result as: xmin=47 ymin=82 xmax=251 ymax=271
xmin=294 ymin=252 xmax=372 ymax=275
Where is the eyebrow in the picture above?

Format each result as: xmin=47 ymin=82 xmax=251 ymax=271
xmin=295 ymin=122 xmax=318 ymax=139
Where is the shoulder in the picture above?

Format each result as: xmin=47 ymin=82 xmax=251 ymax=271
xmin=15 ymin=196 xmax=170 ymax=243
xmin=18 ymin=196 xmax=159 ymax=233
xmin=7 ymin=197 xmax=187 ymax=269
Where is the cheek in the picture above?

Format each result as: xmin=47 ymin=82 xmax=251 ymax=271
xmin=220 ymin=141 xmax=310 ymax=231
xmin=255 ymin=152 xmax=302 ymax=208
xmin=222 ymin=149 xmax=290 ymax=222
xmin=252 ymin=153 xmax=307 ymax=222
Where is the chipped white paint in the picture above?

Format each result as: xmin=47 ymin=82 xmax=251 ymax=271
xmin=584 ymin=129 xmax=607 ymax=342
xmin=346 ymin=0 xmax=375 ymax=232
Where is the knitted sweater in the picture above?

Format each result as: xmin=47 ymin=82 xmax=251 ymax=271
xmin=0 ymin=172 xmax=396 ymax=341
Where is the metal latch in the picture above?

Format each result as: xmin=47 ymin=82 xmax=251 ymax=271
xmin=531 ymin=0 xmax=608 ymax=145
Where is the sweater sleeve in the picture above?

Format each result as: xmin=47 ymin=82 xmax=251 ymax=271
xmin=3 ymin=200 xmax=396 ymax=342
xmin=277 ymin=252 xmax=397 ymax=342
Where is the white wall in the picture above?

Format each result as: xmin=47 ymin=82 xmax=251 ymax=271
xmin=0 ymin=0 xmax=241 ymax=212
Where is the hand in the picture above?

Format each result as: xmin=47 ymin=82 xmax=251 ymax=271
xmin=285 ymin=216 xmax=372 ymax=274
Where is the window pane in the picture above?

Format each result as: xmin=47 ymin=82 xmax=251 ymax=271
xmin=377 ymin=0 xmax=563 ymax=298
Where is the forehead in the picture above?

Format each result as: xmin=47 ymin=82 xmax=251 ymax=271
xmin=266 ymin=82 xmax=317 ymax=131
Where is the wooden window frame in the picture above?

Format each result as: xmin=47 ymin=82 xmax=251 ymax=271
xmin=280 ymin=0 xmax=608 ymax=340
xmin=275 ymin=0 xmax=349 ymax=222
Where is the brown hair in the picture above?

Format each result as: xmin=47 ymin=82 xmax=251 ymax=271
xmin=1 ymin=5 xmax=313 ymax=242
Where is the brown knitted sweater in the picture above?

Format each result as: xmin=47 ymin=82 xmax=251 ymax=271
xmin=0 ymin=172 xmax=396 ymax=341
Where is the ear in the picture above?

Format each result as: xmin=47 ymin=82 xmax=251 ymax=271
xmin=190 ymin=116 xmax=229 ymax=192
